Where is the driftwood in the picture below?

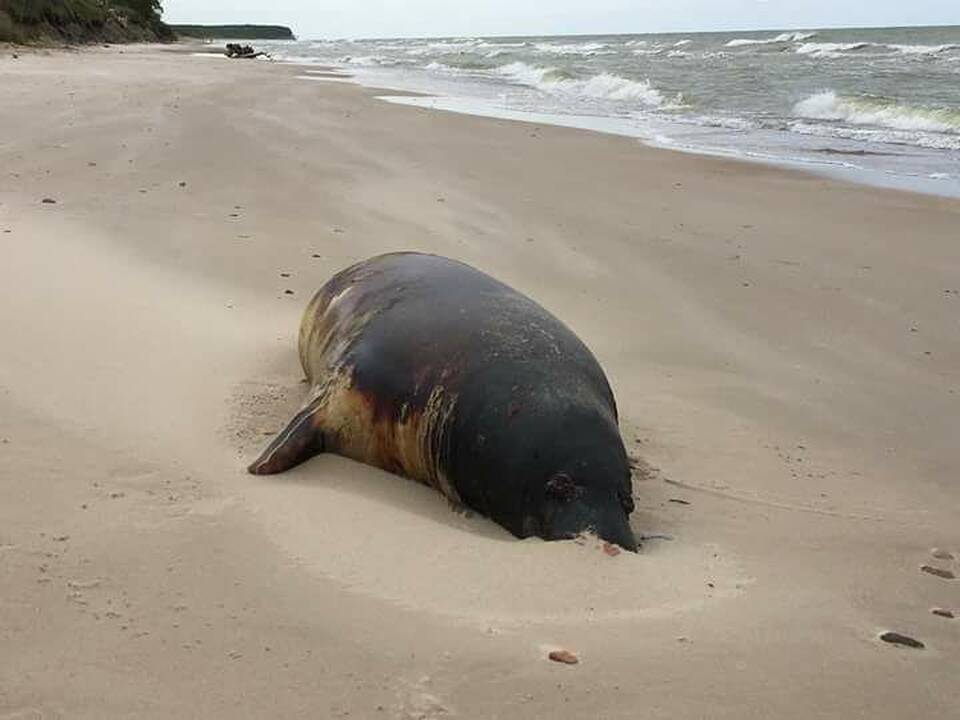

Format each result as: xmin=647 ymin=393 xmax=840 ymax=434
xmin=225 ymin=43 xmax=270 ymax=59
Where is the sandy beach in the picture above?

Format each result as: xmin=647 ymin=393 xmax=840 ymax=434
xmin=1 ymin=45 xmax=958 ymax=718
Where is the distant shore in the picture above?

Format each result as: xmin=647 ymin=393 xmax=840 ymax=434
xmin=2 ymin=45 xmax=958 ymax=719
xmin=171 ymin=24 xmax=295 ymax=40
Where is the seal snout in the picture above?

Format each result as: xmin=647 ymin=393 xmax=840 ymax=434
xmin=542 ymin=475 xmax=638 ymax=552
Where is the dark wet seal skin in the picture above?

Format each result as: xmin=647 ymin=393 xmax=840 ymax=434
xmin=249 ymin=252 xmax=638 ymax=552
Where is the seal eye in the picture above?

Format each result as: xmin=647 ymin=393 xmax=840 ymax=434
xmin=545 ymin=473 xmax=580 ymax=503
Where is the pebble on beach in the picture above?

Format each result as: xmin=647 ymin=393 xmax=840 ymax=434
xmin=879 ymin=632 xmax=925 ymax=649
xmin=920 ymin=565 xmax=956 ymax=580
xmin=548 ymin=649 xmax=579 ymax=665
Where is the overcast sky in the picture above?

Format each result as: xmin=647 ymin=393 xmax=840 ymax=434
xmin=162 ymin=0 xmax=960 ymax=39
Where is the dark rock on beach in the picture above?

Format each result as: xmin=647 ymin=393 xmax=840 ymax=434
xmin=879 ymin=632 xmax=924 ymax=649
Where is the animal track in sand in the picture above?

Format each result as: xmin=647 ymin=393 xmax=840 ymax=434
xmin=662 ymin=477 xmax=886 ymax=521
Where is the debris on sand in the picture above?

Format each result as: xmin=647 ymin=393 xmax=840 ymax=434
xmin=931 ymin=608 xmax=955 ymax=619
xmin=225 ymin=43 xmax=270 ymax=60
xmin=879 ymin=631 xmax=925 ymax=649
xmin=548 ymin=649 xmax=579 ymax=665
xmin=41 ymin=197 xmax=57 ymax=204
xmin=920 ymin=564 xmax=956 ymax=580
xmin=602 ymin=542 xmax=621 ymax=557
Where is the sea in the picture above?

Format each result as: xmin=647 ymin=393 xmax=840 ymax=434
xmin=255 ymin=26 xmax=960 ymax=196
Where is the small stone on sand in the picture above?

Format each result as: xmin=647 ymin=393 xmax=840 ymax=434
xmin=284 ymin=289 xmax=294 ymax=295
xmin=879 ymin=632 xmax=924 ymax=649
xmin=548 ymin=649 xmax=579 ymax=665
xmin=41 ymin=198 xmax=57 ymax=204
xmin=920 ymin=564 xmax=956 ymax=580
xmin=931 ymin=608 xmax=955 ymax=619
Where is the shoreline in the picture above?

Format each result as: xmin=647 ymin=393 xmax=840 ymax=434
xmin=262 ymin=26 xmax=960 ymax=200
xmin=290 ymin=57 xmax=960 ymax=198
xmin=374 ymin=90 xmax=960 ymax=198
xmin=2 ymin=46 xmax=958 ymax=719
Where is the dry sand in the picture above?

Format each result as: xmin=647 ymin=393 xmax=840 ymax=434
xmin=1 ymin=45 xmax=958 ymax=719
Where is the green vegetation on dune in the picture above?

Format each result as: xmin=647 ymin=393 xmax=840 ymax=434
xmin=0 ymin=0 xmax=173 ymax=43
xmin=171 ymin=24 xmax=294 ymax=40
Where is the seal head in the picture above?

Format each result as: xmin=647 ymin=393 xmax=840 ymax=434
xmin=448 ymin=377 xmax=637 ymax=551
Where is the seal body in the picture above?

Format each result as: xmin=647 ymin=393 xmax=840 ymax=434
xmin=249 ymin=252 xmax=637 ymax=551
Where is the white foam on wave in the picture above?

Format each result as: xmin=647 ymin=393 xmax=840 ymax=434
xmin=886 ymin=43 xmax=960 ymax=56
xmin=789 ymin=121 xmax=960 ymax=151
xmin=795 ymin=42 xmax=871 ymax=57
xmin=687 ymin=115 xmax=761 ymax=131
xmin=726 ymin=31 xmax=816 ymax=47
xmin=495 ymin=62 xmax=669 ymax=106
xmin=792 ymin=91 xmax=960 ymax=149
xmin=533 ymin=41 xmax=611 ymax=56
xmin=336 ymin=55 xmax=387 ymax=66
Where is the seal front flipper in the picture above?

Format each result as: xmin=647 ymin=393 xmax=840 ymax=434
xmin=248 ymin=401 xmax=325 ymax=475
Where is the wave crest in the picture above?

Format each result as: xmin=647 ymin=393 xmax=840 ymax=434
xmin=794 ymin=91 xmax=960 ymax=135
xmin=795 ymin=42 xmax=871 ymax=57
xmin=726 ymin=31 xmax=816 ymax=47
xmin=496 ymin=62 xmax=669 ymax=106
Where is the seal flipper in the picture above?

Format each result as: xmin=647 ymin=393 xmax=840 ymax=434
xmin=248 ymin=402 xmax=325 ymax=475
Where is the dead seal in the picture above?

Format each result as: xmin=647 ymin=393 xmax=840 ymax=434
xmin=249 ymin=252 xmax=638 ymax=551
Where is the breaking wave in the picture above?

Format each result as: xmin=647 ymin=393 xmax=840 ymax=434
xmin=496 ymin=62 xmax=669 ymax=106
xmin=726 ymin=32 xmax=817 ymax=47
xmin=795 ymin=42 xmax=871 ymax=57
xmin=794 ymin=91 xmax=960 ymax=135
xmin=532 ymin=41 xmax=612 ymax=56
xmin=886 ymin=43 xmax=960 ymax=56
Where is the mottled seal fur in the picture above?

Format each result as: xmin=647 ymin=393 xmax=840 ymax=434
xmin=249 ymin=252 xmax=637 ymax=550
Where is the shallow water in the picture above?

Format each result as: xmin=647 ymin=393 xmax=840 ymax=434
xmin=262 ymin=26 xmax=960 ymax=195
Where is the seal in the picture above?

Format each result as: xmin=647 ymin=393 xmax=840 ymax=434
xmin=249 ymin=252 xmax=638 ymax=551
